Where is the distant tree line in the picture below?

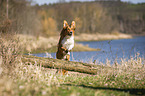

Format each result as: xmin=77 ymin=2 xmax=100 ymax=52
xmin=36 ymin=2 xmax=119 ymax=36
xmin=36 ymin=1 xmax=145 ymax=35
xmin=0 ymin=0 xmax=145 ymax=36
xmin=99 ymin=1 xmax=145 ymax=34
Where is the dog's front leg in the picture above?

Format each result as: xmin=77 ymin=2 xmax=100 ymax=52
xmin=60 ymin=46 xmax=69 ymax=53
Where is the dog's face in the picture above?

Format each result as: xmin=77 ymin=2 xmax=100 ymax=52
xmin=62 ymin=20 xmax=76 ymax=37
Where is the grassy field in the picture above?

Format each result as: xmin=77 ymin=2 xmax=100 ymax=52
xmin=0 ymin=55 xmax=144 ymax=96
xmin=0 ymin=35 xmax=144 ymax=96
xmin=16 ymin=34 xmax=99 ymax=54
xmin=16 ymin=33 xmax=131 ymax=54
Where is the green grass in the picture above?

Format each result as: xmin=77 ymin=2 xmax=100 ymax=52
xmin=52 ymin=85 xmax=130 ymax=96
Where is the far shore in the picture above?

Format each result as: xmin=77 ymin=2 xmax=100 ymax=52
xmin=16 ymin=33 xmax=133 ymax=54
xmin=75 ymin=33 xmax=133 ymax=41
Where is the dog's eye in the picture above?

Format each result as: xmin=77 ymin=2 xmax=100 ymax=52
xmin=72 ymin=28 xmax=75 ymax=30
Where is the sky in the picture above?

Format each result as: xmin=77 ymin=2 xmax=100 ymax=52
xmin=33 ymin=0 xmax=145 ymax=5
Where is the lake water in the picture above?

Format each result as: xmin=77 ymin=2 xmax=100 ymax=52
xmin=32 ymin=36 xmax=145 ymax=64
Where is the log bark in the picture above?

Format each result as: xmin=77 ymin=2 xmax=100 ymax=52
xmin=22 ymin=55 xmax=111 ymax=75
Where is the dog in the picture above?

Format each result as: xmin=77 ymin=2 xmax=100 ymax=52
xmin=56 ymin=20 xmax=75 ymax=74
xmin=56 ymin=20 xmax=75 ymax=60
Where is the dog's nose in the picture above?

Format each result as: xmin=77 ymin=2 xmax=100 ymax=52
xmin=68 ymin=31 xmax=72 ymax=36
xmin=70 ymin=32 xmax=72 ymax=34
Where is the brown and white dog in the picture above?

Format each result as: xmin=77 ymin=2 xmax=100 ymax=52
xmin=56 ymin=20 xmax=76 ymax=61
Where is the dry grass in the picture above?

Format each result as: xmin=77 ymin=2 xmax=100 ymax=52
xmin=0 ymin=53 xmax=144 ymax=95
xmin=0 ymin=36 xmax=59 ymax=96
xmin=16 ymin=34 xmax=58 ymax=52
xmin=16 ymin=34 xmax=99 ymax=53
xmin=75 ymin=32 xmax=132 ymax=41
xmin=0 ymin=34 xmax=144 ymax=96
xmin=15 ymin=33 xmax=132 ymax=53
xmin=0 ymin=35 xmax=22 ymax=73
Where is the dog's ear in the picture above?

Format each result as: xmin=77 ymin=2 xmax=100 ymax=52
xmin=63 ymin=20 xmax=68 ymax=29
xmin=71 ymin=21 xmax=76 ymax=29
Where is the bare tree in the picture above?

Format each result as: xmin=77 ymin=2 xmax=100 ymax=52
xmin=6 ymin=0 xmax=8 ymax=19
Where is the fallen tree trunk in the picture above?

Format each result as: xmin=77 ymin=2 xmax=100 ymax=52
xmin=22 ymin=55 xmax=111 ymax=75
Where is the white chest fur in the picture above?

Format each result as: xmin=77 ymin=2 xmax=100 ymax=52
xmin=61 ymin=36 xmax=74 ymax=51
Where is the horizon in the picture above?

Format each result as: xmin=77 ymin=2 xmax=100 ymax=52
xmin=33 ymin=0 xmax=145 ymax=5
